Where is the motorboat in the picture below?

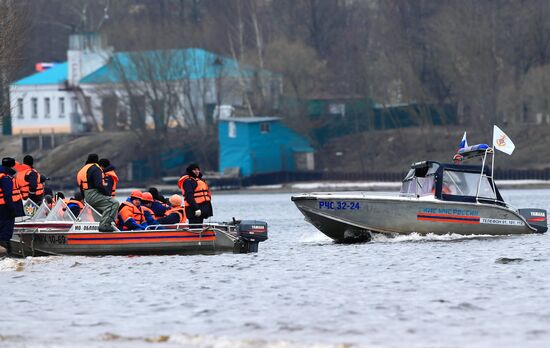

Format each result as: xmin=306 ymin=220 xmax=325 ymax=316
xmin=292 ymin=143 xmax=547 ymax=243
xmin=9 ymin=199 xmax=268 ymax=256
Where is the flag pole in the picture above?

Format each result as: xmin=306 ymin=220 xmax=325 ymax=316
xmin=491 ymin=126 xmax=497 ymax=199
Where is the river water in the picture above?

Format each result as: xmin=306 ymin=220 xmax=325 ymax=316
xmin=1 ymin=189 xmax=549 ymax=348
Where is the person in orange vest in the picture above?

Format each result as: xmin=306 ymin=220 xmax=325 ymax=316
xmin=147 ymin=187 xmax=169 ymax=218
xmin=117 ymin=190 xmax=147 ymax=230
xmin=15 ymin=155 xmax=46 ymax=205
xmin=65 ymin=192 xmax=85 ymax=218
xmin=156 ymin=194 xmax=186 ymax=225
xmin=76 ymin=154 xmax=119 ymax=232
xmin=99 ymin=158 xmax=119 ymax=198
xmin=0 ymin=157 xmax=25 ymax=255
xmin=177 ymin=163 xmax=212 ymax=224
xmin=140 ymin=192 xmax=159 ymax=226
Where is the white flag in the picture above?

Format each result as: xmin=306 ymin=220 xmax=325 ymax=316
xmin=493 ymin=125 xmax=515 ymax=155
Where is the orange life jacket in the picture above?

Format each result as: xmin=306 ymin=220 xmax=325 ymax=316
xmin=164 ymin=206 xmax=186 ymax=223
xmin=15 ymin=164 xmax=44 ymax=199
xmin=0 ymin=172 xmax=23 ymax=205
xmin=177 ymin=175 xmax=211 ymax=207
xmin=117 ymin=201 xmax=145 ymax=229
xmin=77 ymin=163 xmax=105 ymax=191
xmin=104 ymin=170 xmax=119 ymax=197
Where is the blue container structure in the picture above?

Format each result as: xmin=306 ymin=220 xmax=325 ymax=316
xmin=219 ymin=117 xmax=314 ymax=177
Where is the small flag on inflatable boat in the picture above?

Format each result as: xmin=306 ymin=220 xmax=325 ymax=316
xmin=458 ymin=132 xmax=468 ymax=150
xmin=493 ymin=125 xmax=515 ymax=155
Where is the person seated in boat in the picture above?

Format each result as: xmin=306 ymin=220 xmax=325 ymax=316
xmin=64 ymin=192 xmax=85 ymax=218
xmin=140 ymin=192 xmax=159 ymax=226
xmin=147 ymin=187 xmax=169 ymax=218
xmin=156 ymin=194 xmax=186 ymax=225
xmin=44 ymin=195 xmax=55 ymax=210
xmin=117 ymin=190 xmax=148 ymax=231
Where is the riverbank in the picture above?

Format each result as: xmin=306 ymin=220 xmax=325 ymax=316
xmin=117 ymin=179 xmax=550 ymax=197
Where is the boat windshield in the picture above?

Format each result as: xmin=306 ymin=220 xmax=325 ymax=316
xmin=442 ymin=170 xmax=496 ymax=199
xmin=400 ymin=164 xmax=439 ymax=196
xmin=400 ymin=176 xmax=435 ymax=196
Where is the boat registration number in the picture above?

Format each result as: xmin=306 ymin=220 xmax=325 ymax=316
xmin=319 ymin=201 xmax=361 ymax=210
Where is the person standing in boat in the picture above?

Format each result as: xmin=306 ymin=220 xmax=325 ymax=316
xmin=76 ymin=154 xmax=119 ymax=232
xmin=15 ymin=155 xmax=46 ymax=205
xmin=99 ymin=158 xmax=119 ymax=198
xmin=0 ymin=157 xmax=25 ymax=255
xmin=177 ymin=163 xmax=213 ymax=224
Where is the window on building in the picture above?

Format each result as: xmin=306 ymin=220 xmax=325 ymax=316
xmin=31 ymin=98 xmax=38 ymax=118
xmin=260 ymin=122 xmax=270 ymax=134
xmin=44 ymin=98 xmax=51 ymax=118
xmin=228 ymin=121 xmax=237 ymax=138
xmin=17 ymin=98 xmax=23 ymax=118
xmin=328 ymin=103 xmax=345 ymax=116
xmin=59 ymin=97 xmax=65 ymax=117
xmin=72 ymin=97 xmax=79 ymax=113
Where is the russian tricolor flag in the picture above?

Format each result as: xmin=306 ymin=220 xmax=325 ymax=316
xmin=458 ymin=132 xmax=468 ymax=150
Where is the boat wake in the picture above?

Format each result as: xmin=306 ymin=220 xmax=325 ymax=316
xmin=0 ymin=256 xmax=58 ymax=272
xmin=100 ymin=332 xmax=353 ymax=348
xmin=299 ymin=232 xmax=333 ymax=244
xmin=370 ymin=232 xmax=504 ymax=243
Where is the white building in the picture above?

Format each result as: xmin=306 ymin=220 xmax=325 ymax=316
xmin=10 ymin=33 xmax=281 ymax=134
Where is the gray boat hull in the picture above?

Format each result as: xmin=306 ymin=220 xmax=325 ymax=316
xmin=292 ymin=194 xmax=543 ymax=243
xmin=9 ymin=222 xmax=263 ymax=257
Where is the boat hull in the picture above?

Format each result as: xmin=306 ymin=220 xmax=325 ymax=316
xmin=9 ymin=223 xmax=253 ymax=257
xmin=292 ymin=194 xmax=543 ymax=242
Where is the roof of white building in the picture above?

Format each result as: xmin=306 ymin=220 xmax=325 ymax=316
xmin=12 ymin=48 xmax=268 ymax=86
xmin=14 ymin=62 xmax=68 ymax=86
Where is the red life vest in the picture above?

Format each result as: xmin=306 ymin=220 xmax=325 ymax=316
xmin=177 ymin=175 xmax=211 ymax=207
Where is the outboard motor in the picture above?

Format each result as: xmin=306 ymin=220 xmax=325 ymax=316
xmin=235 ymin=220 xmax=268 ymax=253
xmin=519 ymin=209 xmax=548 ymax=233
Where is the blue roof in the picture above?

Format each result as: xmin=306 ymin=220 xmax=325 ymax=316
xmin=13 ymin=62 xmax=68 ymax=86
xmin=219 ymin=117 xmax=280 ymax=123
xmin=81 ymin=48 xmax=260 ymax=84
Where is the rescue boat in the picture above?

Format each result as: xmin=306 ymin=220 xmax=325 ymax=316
xmin=9 ymin=199 xmax=268 ymax=256
xmin=292 ymin=144 xmax=547 ymax=243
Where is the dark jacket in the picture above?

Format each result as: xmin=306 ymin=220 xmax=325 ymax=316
xmin=156 ymin=211 xmax=180 ymax=225
xmin=0 ymin=165 xmax=25 ymax=219
xmin=85 ymin=164 xmax=109 ymax=196
xmin=151 ymin=200 xmax=168 ymax=218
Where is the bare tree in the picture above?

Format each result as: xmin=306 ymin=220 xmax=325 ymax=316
xmin=0 ymin=0 xmax=27 ymax=133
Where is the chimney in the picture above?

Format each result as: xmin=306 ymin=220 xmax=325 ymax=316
xmin=67 ymin=32 xmax=113 ymax=86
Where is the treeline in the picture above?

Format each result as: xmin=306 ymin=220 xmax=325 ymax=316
xmin=10 ymin=0 xmax=550 ymax=133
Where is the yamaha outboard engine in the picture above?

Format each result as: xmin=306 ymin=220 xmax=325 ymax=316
xmin=235 ymin=220 xmax=268 ymax=253
xmin=519 ymin=209 xmax=548 ymax=233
